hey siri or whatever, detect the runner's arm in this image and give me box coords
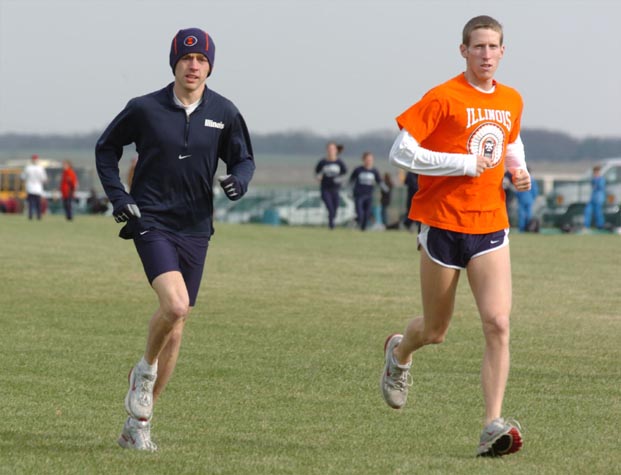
[505,135,527,172]
[505,135,531,191]
[339,160,348,176]
[95,102,136,210]
[315,160,323,179]
[218,112,255,198]
[376,169,389,193]
[389,129,478,177]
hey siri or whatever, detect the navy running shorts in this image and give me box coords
[133,229,209,306]
[418,224,509,270]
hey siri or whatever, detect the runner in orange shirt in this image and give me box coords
[379,15,530,457]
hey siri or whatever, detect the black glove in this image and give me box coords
[113,203,141,223]
[218,174,242,201]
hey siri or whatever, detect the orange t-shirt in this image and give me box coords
[397,73,523,234]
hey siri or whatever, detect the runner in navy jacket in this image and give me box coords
[349,152,383,231]
[96,82,254,238]
[95,28,255,452]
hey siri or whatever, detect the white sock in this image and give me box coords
[391,351,411,369]
[138,356,158,374]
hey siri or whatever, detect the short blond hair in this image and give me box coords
[462,15,503,46]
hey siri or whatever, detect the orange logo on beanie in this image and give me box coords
[184,36,197,47]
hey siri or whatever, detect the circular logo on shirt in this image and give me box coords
[359,171,376,186]
[184,35,198,47]
[323,163,341,177]
[467,123,505,167]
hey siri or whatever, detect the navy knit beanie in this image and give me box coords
[169,28,215,76]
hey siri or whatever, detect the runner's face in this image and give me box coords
[327,144,338,160]
[460,29,504,88]
[174,53,210,92]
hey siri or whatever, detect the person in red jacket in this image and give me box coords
[60,161,78,220]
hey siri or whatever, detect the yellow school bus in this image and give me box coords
[1,159,96,214]
[0,167,26,201]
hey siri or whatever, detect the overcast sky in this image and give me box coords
[1,0,620,139]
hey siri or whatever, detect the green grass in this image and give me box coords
[0,215,620,474]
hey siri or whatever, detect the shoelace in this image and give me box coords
[133,422,156,450]
[388,366,413,391]
[138,378,155,406]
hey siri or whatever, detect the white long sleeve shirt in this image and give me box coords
[388,129,527,176]
[22,163,47,195]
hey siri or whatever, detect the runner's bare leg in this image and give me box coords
[467,245,512,424]
[394,249,460,365]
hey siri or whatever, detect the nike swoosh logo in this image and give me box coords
[139,231,149,236]
[490,240,500,244]
[178,154,192,160]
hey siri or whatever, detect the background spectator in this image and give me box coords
[583,165,606,230]
[516,168,539,232]
[403,172,418,230]
[380,172,393,227]
[21,154,47,220]
[60,160,78,220]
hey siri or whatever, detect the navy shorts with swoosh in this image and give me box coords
[134,229,209,306]
[418,224,509,270]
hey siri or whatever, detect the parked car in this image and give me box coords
[542,158,621,230]
[274,191,355,226]
[214,192,275,224]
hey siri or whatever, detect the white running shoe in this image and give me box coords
[124,364,156,421]
[118,417,158,452]
[380,334,413,409]
[476,417,523,457]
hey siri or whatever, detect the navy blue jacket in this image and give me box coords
[350,166,381,197]
[96,83,255,238]
[315,158,347,190]
[404,172,419,196]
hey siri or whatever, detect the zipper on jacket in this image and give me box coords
[179,96,204,153]
[183,114,190,151]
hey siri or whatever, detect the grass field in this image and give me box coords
[0,215,620,475]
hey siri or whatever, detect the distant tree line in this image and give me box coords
[1,129,620,161]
